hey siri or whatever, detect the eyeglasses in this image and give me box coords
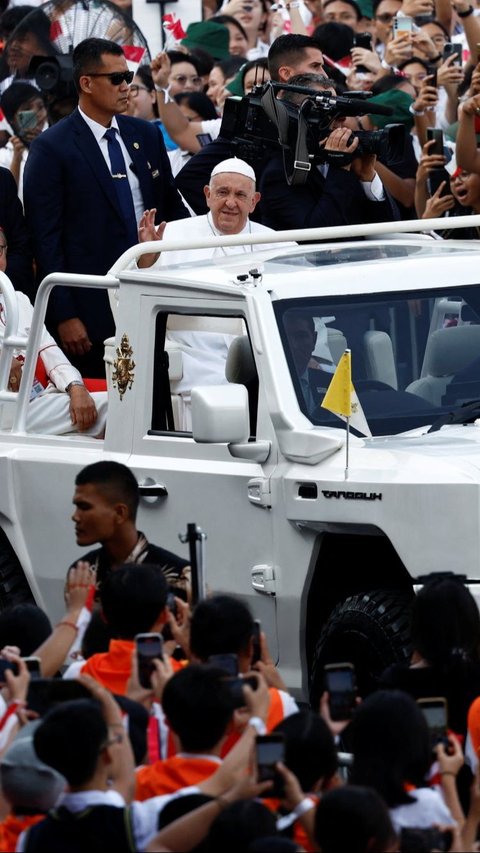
[375,12,395,22]
[0,245,7,256]
[171,74,202,86]
[129,84,149,96]
[87,71,134,86]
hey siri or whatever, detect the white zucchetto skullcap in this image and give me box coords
[210,158,256,182]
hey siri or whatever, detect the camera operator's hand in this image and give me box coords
[320,126,358,169]
[384,33,413,68]
[351,152,377,182]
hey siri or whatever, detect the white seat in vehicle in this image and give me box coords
[364,330,398,389]
[406,324,480,406]
[325,327,347,365]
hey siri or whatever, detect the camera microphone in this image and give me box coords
[314,93,394,117]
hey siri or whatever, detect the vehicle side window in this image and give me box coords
[151,312,258,437]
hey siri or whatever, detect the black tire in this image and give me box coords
[310,589,413,706]
[0,528,34,609]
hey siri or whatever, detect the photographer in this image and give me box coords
[259,73,399,231]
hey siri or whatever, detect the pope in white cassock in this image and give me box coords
[0,230,107,436]
[137,158,288,430]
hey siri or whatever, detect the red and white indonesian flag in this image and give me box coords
[122,45,147,74]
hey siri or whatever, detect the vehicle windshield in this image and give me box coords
[276,285,480,437]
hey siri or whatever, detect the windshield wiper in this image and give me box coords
[428,400,480,434]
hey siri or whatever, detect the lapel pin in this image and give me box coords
[133,142,140,149]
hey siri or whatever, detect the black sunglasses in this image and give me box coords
[87,70,134,85]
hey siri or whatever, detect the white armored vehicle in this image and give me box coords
[1,220,480,701]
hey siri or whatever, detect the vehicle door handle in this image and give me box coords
[138,483,168,497]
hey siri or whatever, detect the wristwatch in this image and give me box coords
[66,380,85,393]
[457,5,474,16]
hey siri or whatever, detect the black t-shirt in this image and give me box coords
[71,534,189,599]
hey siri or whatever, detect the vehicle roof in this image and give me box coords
[119,239,480,301]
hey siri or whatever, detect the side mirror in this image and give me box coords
[191,384,250,444]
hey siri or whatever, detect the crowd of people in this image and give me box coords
[1,0,480,849]
[0,461,476,850]
[0,0,480,404]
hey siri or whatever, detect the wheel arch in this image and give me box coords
[304,528,414,685]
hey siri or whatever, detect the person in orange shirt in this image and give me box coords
[189,595,298,741]
[135,664,238,800]
[63,562,172,693]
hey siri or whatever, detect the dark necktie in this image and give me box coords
[104,127,137,244]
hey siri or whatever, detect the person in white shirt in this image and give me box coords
[0,230,106,436]
[137,158,290,430]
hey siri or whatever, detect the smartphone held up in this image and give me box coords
[256,733,286,798]
[135,632,164,689]
[324,662,358,721]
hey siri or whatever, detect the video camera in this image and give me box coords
[219,80,404,186]
[28,54,75,101]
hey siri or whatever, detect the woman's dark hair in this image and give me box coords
[420,19,449,40]
[314,785,396,853]
[189,47,215,78]
[174,91,218,120]
[211,13,248,42]
[206,800,277,852]
[349,689,432,807]
[411,576,480,668]
[81,608,112,659]
[214,55,246,81]
[135,64,154,91]
[370,73,408,95]
[135,64,158,117]
[273,710,338,791]
[397,56,431,73]
[312,21,354,61]
[167,50,201,74]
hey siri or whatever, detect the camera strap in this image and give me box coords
[260,87,312,186]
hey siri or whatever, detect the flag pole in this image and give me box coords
[345,416,350,480]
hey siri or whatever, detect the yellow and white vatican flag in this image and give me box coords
[321,349,371,478]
